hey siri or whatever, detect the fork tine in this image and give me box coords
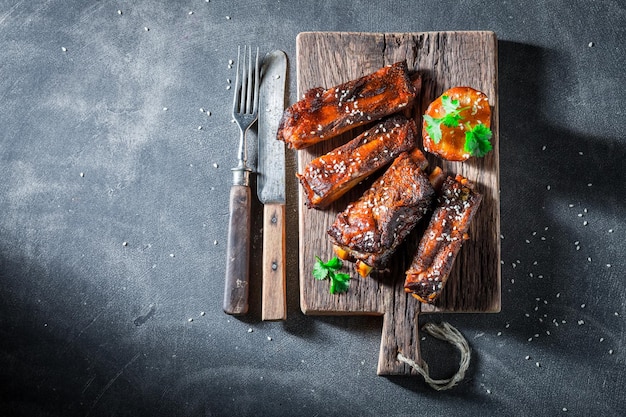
[252,47,260,114]
[240,46,248,114]
[232,46,241,114]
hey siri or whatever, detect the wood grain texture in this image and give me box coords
[262,203,287,320]
[296,31,500,375]
[223,184,251,315]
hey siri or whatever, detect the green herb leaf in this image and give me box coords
[441,95,460,113]
[322,256,342,271]
[423,114,442,144]
[312,256,351,294]
[464,123,493,157]
[423,96,468,144]
[312,256,330,280]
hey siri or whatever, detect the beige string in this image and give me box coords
[397,322,471,391]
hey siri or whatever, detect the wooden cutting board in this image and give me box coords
[296,31,500,375]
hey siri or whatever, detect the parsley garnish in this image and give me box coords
[423,94,493,157]
[313,256,351,294]
[423,95,469,144]
[464,123,493,157]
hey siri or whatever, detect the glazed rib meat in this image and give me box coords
[297,115,418,209]
[404,175,482,303]
[277,61,418,149]
[327,149,434,277]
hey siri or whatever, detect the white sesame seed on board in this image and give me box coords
[117,9,122,15]
[61,46,67,52]
[213,163,219,168]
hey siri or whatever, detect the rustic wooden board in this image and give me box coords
[296,31,500,375]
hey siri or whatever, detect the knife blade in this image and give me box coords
[257,50,288,321]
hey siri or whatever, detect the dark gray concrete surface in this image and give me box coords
[1,1,624,415]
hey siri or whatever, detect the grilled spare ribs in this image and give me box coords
[277,61,418,150]
[297,115,418,209]
[404,175,482,303]
[327,149,434,278]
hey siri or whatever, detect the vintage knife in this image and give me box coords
[257,50,288,320]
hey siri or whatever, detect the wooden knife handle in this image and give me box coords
[261,203,286,320]
[223,184,251,315]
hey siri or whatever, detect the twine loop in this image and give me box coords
[397,321,471,391]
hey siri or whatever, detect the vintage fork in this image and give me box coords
[224,45,260,315]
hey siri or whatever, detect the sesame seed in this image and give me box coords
[525,355,530,360]
[588,42,594,47]
[61,46,67,52]
[188,318,193,322]
[117,10,122,15]
[122,241,128,246]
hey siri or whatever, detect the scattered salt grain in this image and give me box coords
[122,241,128,246]
[225,16,231,20]
[267,336,272,341]
[79,172,84,177]
[588,42,594,47]
[117,10,122,15]
[188,318,193,322]
[247,328,253,333]
[200,311,206,316]
[61,46,67,52]
[213,163,219,168]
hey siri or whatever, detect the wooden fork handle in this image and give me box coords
[223,184,251,315]
[261,203,286,320]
